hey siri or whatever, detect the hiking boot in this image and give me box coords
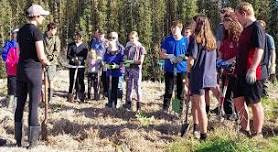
[163,98,170,112]
[211,107,219,114]
[15,122,23,147]
[0,138,6,146]
[226,114,237,121]
[136,102,141,112]
[105,102,113,108]
[28,126,41,148]
[124,102,132,111]
[48,88,53,103]
[200,133,208,141]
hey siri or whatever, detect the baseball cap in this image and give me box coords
[27,4,50,17]
[11,28,19,34]
[74,31,85,37]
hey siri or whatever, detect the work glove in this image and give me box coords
[176,54,187,63]
[73,57,81,65]
[166,54,175,59]
[246,69,256,84]
[170,56,179,64]
[107,63,119,69]
[124,60,135,64]
[124,60,134,68]
[96,56,102,61]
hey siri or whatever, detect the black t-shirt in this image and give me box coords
[236,21,266,80]
[67,42,88,66]
[17,24,43,68]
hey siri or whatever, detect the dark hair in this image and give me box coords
[47,22,57,31]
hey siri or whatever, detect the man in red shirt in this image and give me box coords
[234,2,265,138]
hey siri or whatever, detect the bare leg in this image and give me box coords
[194,94,208,134]
[251,102,264,134]
[234,97,249,131]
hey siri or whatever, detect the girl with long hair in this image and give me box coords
[188,15,217,140]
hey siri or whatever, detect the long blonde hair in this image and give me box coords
[193,15,217,51]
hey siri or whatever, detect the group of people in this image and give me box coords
[160,2,276,141]
[1,3,147,148]
[66,30,146,111]
[0,1,276,148]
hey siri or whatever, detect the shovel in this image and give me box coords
[172,65,183,114]
[67,65,85,102]
[41,67,49,141]
[180,74,190,137]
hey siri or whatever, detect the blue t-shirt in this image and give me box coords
[103,50,124,77]
[161,35,188,73]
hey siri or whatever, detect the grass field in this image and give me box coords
[0,70,277,152]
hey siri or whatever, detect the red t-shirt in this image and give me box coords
[235,21,265,80]
[219,39,237,60]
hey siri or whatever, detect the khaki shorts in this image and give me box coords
[46,65,56,81]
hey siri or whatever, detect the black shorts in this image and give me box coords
[233,76,263,105]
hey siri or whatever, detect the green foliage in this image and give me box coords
[261,97,278,121]
[135,112,155,127]
[167,128,278,152]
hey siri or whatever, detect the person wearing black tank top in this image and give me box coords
[15,4,50,148]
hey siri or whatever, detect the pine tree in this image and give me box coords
[197,0,220,31]
[94,0,107,32]
[177,0,198,23]
[137,0,153,79]
[269,0,278,66]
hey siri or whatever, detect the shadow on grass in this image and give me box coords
[49,117,177,142]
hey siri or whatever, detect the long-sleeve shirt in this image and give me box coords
[43,33,61,65]
[67,42,88,66]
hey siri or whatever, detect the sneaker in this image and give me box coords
[250,132,263,139]
[193,130,201,139]
[239,128,251,137]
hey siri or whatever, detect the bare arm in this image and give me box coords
[159,48,168,59]
[270,48,276,74]
[187,56,194,72]
[35,40,50,65]
[53,37,61,58]
[249,48,264,71]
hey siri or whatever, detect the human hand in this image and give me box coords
[246,69,256,84]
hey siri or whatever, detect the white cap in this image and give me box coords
[27,4,50,17]
[12,28,19,34]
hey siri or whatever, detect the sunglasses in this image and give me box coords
[109,37,116,40]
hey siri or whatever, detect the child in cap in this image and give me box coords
[103,40,124,108]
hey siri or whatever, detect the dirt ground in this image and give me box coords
[0,70,277,152]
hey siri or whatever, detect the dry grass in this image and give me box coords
[0,70,277,152]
